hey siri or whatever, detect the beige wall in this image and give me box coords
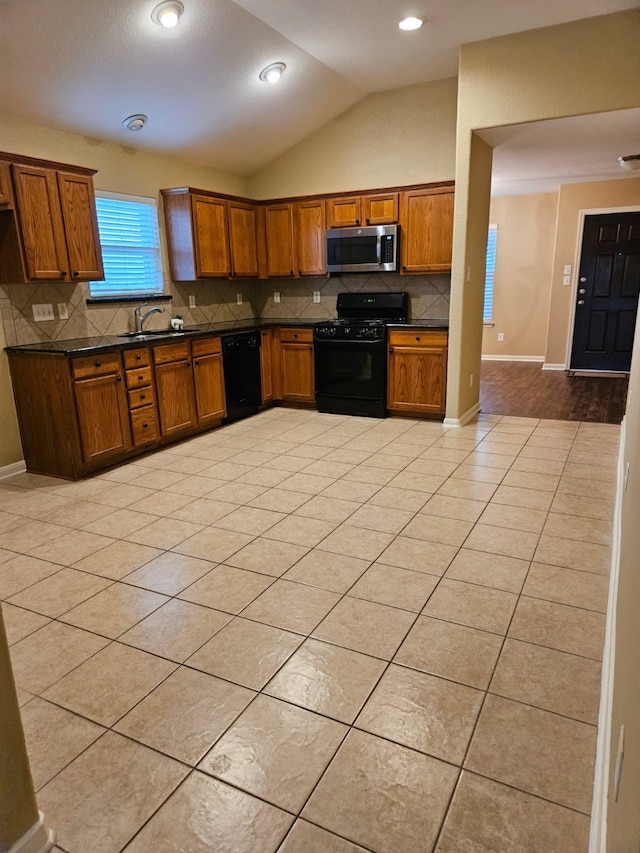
[545,177,640,366]
[608,329,640,849]
[482,192,557,359]
[0,319,21,468]
[451,9,640,421]
[249,78,458,199]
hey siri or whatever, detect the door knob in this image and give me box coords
[577,300,585,306]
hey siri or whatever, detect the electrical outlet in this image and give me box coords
[32,303,54,322]
[57,303,69,320]
[273,291,281,304]
[188,295,196,308]
[236,292,242,305]
[498,332,504,342]
[313,291,321,304]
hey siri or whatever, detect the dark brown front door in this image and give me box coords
[570,211,640,372]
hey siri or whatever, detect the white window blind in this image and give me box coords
[484,223,498,323]
[90,192,163,298]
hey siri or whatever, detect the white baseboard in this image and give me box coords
[8,813,55,853]
[0,460,26,480]
[589,417,626,853]
[444,400,481,427]
[542,363,567,371]
[481,355,544,362]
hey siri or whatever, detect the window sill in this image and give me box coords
[86,294,173,306]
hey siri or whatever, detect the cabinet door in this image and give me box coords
[155,359,198,435]
[57,172,104,281]
[265,204,295,276]
[388,334,448,415]
[326,196,361,228]
[193,351,226,424]
[280,342,314,402]
[0,162,13,207]
[295,200,326,276]
[73,374,131,464]
[260,329,274,403]
[191,195,230,277]
[400,187,454,273]
[12,165,69,280]
[228,201,258,277]
[363,193,398,225]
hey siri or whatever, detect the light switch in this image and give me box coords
[188,295,196,308]
[57,303,69,320]
[563,264,572,276]
[313,291,321,304]
[273,291,281,304]
[32,303,54,321]
[563,275,571,286]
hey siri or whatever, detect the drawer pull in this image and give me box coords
[142,423,148,429]
[95,361,101,367]
[415,336,421,341]
[138,375,144,380]
[140,394,146,400]
[117,376,122,382]
[293,333,298,338]
[136,354,142,361]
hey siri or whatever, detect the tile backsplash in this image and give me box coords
[0,273,449,346]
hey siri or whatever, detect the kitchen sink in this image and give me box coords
[118,329,201,339]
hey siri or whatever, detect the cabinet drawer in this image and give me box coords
[128,386,155,409]
[153,342,190,365]
[126,365,153,389]
[130,406,159,446]
[279,328,313,344]
[71,352,121,379]
[192,336,222,358]
[123,347,151,369]
[389,329,448,348]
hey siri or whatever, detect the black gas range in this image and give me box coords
[313,292,409,418]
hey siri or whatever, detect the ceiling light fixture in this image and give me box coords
[617,154,640,171]
[151,0,184,28]
[122,114,148,132]
[399,16,424,31]
[259,62,286,84]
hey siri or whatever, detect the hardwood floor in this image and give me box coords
[480,360,628,424]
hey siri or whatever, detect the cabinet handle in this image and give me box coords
[402,265,407,270]
[136,354,142,360]
[365,218,370,224]
[289,270,293,275]
[415,336,421,342]
[142,423,148,429]
[60,271,67,277]
[355,219,360,225]
[186,361,191,366]
[195,360,200,365]
[117,376,122,382]
[94,361,102,367]
[138,375,144,380]
[140,394,146,400]
[293,333,298,338]
[72,271,79,277]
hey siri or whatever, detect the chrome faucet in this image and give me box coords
[134,302,165,333]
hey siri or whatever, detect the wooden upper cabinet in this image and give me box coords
[399,186,454,273]
[12,165,70,281]
[0,162,13,207]
[326,196,361,228]
[228,201,258,277]
[295,199,325,276]
[265,203,295,277]
[192,195,231,277]
[326,193,398,228]
[57,171,104,281]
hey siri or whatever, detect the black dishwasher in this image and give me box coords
[222,331,262,424]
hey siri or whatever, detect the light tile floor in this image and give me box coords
[0,408,618,853]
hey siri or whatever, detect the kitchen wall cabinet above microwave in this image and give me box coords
[264,199,326,278]
[326,193,399,229]
[161,189,259,280]
[0,152,104,284]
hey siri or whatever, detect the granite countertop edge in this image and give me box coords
[4,317,450,355]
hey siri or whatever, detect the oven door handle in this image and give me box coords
[313,337,387,347]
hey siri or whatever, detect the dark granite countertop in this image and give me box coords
[5,316,449,355]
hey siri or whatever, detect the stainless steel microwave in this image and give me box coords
[326,224,398,273]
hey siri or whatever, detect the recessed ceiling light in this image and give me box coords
[259,62,286,84]
[122,114,148,132]
[399,16,424,31]
[617,154,640,171]
[151,0,184,28]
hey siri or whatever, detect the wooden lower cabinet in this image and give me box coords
[387,329,448,415]
[278,328,314,403]
[153,342,198,436]
[260,328,274,403]
[192,337,226,424]
[73,372,131,465]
